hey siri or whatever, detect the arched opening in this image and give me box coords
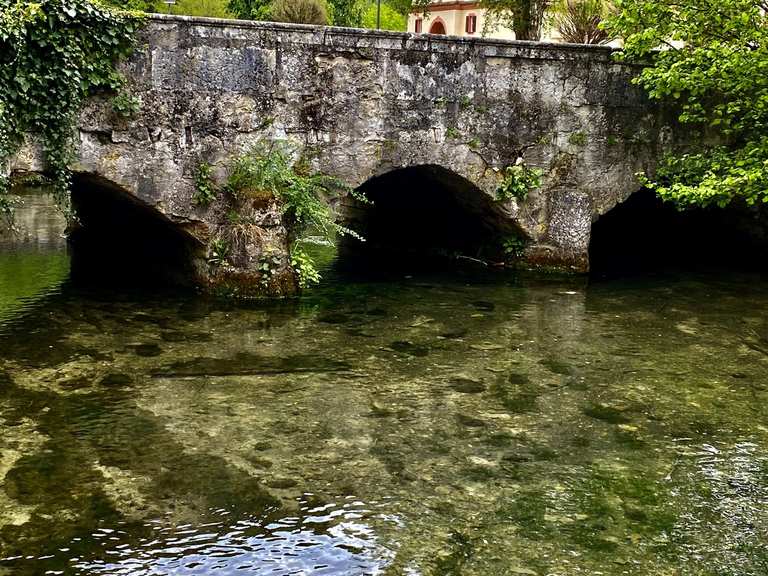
[337,165,521,276]
[589,188,768,277]
[429,20,447,34]
[67,174,205,289]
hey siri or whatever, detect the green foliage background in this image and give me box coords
[0,0,141,225]
[605,0,768,208]
[227,0,406,28]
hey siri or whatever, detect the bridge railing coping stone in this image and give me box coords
[145,13,624,63]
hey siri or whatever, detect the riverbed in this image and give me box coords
[1,190,767,575]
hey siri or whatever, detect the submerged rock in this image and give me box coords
[456,413,486,427]
[389,341,429,357]
[439,328,468,339]
[100,372,134,387]
[151,352,352,377]
[539,358,573,376]
[508,373,531,386]
[449,376,486,394]
[267,477,298,489]
[59,376,91,390]
[583,403,630,424]
[133,343,163,357]
[368,402,394,417]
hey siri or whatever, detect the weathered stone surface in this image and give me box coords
[9,15,676,292]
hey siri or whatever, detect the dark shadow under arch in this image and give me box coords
[68,174,205,288]
[589,188,768,277]
[337,164,522,274]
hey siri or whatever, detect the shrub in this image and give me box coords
[496,163,542,202]
[551,0,614,44]
[270,0,329,24]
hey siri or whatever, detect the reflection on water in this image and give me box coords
[66,498,395,575]
[0,189,767,575]
[0,188,69,326]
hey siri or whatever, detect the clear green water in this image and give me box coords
[1,194,768,575]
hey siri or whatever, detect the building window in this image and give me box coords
[465,14,477,34]
[415,18,422,33]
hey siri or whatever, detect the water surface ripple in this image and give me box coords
[1,199,768,575]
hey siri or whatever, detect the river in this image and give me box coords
[1,189,767,575]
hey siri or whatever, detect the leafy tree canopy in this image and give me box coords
[605,0,768,208]
[361,1,406,30]
[480,0,551,40]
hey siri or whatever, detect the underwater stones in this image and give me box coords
[133,343,163,357]
[151,352,352,377]
[449,376,486,394]
[100,372,133,387]
[492,373,539,414]
[508,373,531,386]
[539,358,573,376]
[503,392,539,414]
[58,376,92,390]
[389,341,429,357]
[266,477,298,489]
[439,328,468,339]
[469,343,504,351]
[583,403,631,424]
[93,463,154,521]
[247,455,273,469]
[368,402,394,418]
[456,413,486,428]
[159,331,213,343]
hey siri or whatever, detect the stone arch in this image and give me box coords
[338,164,526,271]
[589,187,768,275]
[67,172,207,288]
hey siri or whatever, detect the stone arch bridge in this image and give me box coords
[10,14,676,294]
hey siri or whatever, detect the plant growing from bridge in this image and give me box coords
[225,141,366,288]
[193,162,218,207]
[111,92,142,118]
[496,162,542,202]
[502,234,527,259]
[605,0,768,209]
[0,0,141,227]
[207,236,231,266]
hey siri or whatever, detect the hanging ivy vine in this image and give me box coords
[0,0,142,227]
